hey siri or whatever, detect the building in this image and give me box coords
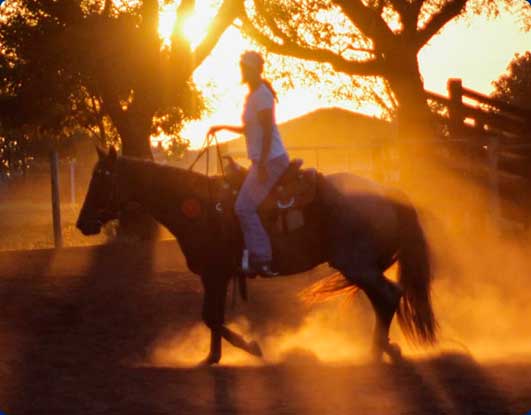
[183,107,397,181]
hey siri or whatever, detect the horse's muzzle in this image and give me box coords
[76,220,102,236]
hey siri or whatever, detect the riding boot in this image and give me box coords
[241,249,279,278]
[251,261,279,278]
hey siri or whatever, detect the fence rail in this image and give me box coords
[427,78,531,230]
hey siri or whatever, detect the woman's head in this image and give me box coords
[239,50,278,101]
[240,50,264,84]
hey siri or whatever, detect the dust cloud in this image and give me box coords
[149,144,531,367]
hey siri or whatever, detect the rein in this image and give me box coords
[188,133,226,178]
[187,133,228,217]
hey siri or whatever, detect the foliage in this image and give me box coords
[241,0,529,77]
[0,0,241,173]
[492,51,531,111]
[239,0,531,139]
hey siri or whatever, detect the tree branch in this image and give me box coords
[253,0,291,42]
[416,0,469,47]
[388,0,407,17]
[240,14,383,77]
[140,0,159,33]
[102,0,112,16]
[191,0,243,72]
[331,0,396,52]
[175,0,195,31]
[388,0,423,37]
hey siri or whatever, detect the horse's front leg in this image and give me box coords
[220,326,263,358]
[199,273,229,366]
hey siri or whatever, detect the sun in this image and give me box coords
[158,2,214,49]
[158,3,177,48]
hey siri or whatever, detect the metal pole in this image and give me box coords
[70,159,76,206]
[50,150,63,248]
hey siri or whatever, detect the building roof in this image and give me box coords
[220,107,393,154]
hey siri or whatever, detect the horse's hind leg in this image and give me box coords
[342,267,402,362]
[363,273,403,362]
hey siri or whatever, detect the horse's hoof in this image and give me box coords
[385,342,403,363]
[197,355,221,367]
[248,341,263,358]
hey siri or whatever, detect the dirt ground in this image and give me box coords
[0,242,530,415]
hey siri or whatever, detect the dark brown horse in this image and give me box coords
[76,147,437,365]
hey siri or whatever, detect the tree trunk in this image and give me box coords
[115,106,154,160]
[385,49,437,195]
[386,49,434,143]
[112,104,160,241]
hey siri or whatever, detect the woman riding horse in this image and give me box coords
[207,51,289,277]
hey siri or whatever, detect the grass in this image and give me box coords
[0,202,108,251]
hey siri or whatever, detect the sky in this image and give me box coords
[159,2,531,149]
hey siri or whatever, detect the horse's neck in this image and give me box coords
[117,158,211,227]
[117,159,230,274]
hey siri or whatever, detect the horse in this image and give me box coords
[76,146,437,365]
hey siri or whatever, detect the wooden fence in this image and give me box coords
[427,78,531,230]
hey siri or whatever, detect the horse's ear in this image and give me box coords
[108,146,117,162]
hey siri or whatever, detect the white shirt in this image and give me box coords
[242,83,287,162]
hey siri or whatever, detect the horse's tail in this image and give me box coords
[394,199,438,345]
[299,272,359,305]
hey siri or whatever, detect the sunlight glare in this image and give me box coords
[181,14,204,48]
[158,3,177,48]
[180,3,217,49]
[158,1,218,49]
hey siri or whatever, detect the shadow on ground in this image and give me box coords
[0,243,530,415]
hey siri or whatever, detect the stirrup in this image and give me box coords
[252,262,279,278]
[241,250,279,278]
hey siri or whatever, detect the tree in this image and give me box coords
[0,0,242,159]
[238,0,531,142]
[0,0,243,240]
[492,51,531,111]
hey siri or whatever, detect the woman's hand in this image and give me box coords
[207,125,244,136]
[207,125,224,137]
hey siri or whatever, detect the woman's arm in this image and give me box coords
[207,125,244,135]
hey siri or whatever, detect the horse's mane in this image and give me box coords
[117,156,219,201]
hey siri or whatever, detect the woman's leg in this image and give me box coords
[235,154,289,264]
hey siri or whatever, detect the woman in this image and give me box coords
[208,51,289,277]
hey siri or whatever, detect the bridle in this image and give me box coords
[93,165,122,225]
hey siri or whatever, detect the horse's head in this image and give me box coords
[76,146,120,235]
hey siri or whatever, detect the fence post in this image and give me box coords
[448,78,464,139]
[50,150,63,248]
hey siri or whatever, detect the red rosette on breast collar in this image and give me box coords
[181,198,202,219]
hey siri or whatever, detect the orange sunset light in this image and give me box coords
[154,3,531,150]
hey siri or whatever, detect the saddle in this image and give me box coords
[222,156,318,212]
